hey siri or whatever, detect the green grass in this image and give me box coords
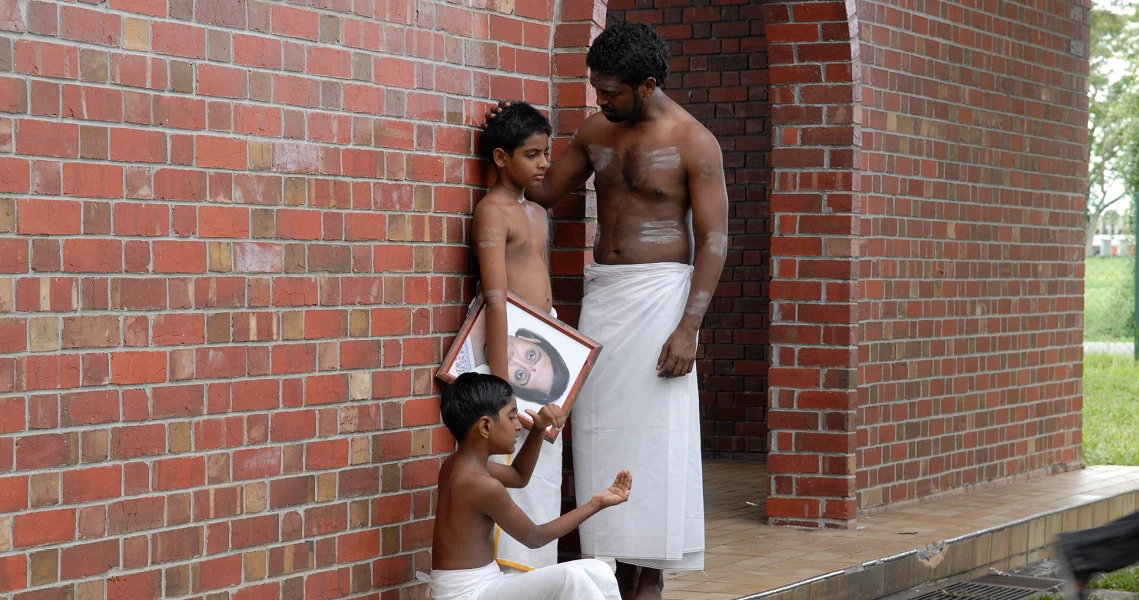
[1093,566,1139,592]
[1085,256,1136,342]
[1030,567,1139,597]
[1083,353,1139,466]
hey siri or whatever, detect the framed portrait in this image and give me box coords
[438,292,602,441]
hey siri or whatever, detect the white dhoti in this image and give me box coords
[573,262,705,570]
[490,306,562,571]
[423,559,620,600]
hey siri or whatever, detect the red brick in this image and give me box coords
[231,514,278,549]
[270,409,316,442]
[152,21,205,58]
[0,475,28,512]
[233,447,281,480]
[61,539,119,579]
[107,570,160,600]
[107,496,165,534]
[14,508,75,548]
[61,390,119,425]
[152,526,202,563]
[17,120,78,158]
[0,554,27,593]
[193,554,241,592]
[305,568,351,600]
[62,239,122,273]
[17,199,81,235]
[16,433,77,470]
[152,456,205,490]
[111,351,167,384]
[153,240,207,273]
[62,162,124,198]
[61,5,121,46]
[111,424,165,459]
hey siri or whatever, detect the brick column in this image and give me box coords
[548,0,607,329]
[764,0,863,528]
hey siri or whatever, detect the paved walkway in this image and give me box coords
[662,461,1139,600]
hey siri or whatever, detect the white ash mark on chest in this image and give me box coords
[644,147,682,171]
[641,220,684,245]
[588,145,615,172]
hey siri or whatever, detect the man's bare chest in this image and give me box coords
[588,142,687,197]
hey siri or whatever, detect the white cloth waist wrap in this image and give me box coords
[572,262,705,570]
[421,562,502,600]
[491,305,561,571]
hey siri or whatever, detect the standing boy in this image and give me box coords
[471,101,566,571]
[426,373,630,600]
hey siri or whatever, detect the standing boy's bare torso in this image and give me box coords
[474,193,553,312]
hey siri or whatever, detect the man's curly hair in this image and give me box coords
[586,21,670,88]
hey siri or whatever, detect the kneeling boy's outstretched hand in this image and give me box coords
[592,470,633,508]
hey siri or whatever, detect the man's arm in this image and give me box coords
[525,135,595,209]
[482,470,632,549]
[657,126,730,378]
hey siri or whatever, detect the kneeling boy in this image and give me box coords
[428,373,631,600]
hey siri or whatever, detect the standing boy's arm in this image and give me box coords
[486,404,565,488]
[480,470,632,549]
[472,202,511,381]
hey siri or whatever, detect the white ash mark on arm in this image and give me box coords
[685,290,712,317]
[705,232,728,257]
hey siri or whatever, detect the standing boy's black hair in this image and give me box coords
[479,101,552,162]
[586,21,670,88]
[440,372,515,442]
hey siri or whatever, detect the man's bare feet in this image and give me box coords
[615,561,640,600]
[634,567,664,600]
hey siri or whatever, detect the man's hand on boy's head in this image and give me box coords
[592,470,633,509]
[482,100,513,128]
[525,404,565,434]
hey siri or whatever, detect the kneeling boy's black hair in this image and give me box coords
[441,372,515,442]
[479,101,552,162]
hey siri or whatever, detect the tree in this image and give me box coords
[1087,0,1139,254]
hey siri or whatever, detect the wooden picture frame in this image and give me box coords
[438,292,603,441]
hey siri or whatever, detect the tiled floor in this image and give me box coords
[661,461,1139,600]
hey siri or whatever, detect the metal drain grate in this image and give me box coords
[971,574,1064,591]
[910,582,1041,600]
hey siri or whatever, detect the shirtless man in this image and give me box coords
[489,21,730,600]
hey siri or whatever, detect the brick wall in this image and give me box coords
[607,0,773,459]
[0,0,585,597]
[853,0,1089,510]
